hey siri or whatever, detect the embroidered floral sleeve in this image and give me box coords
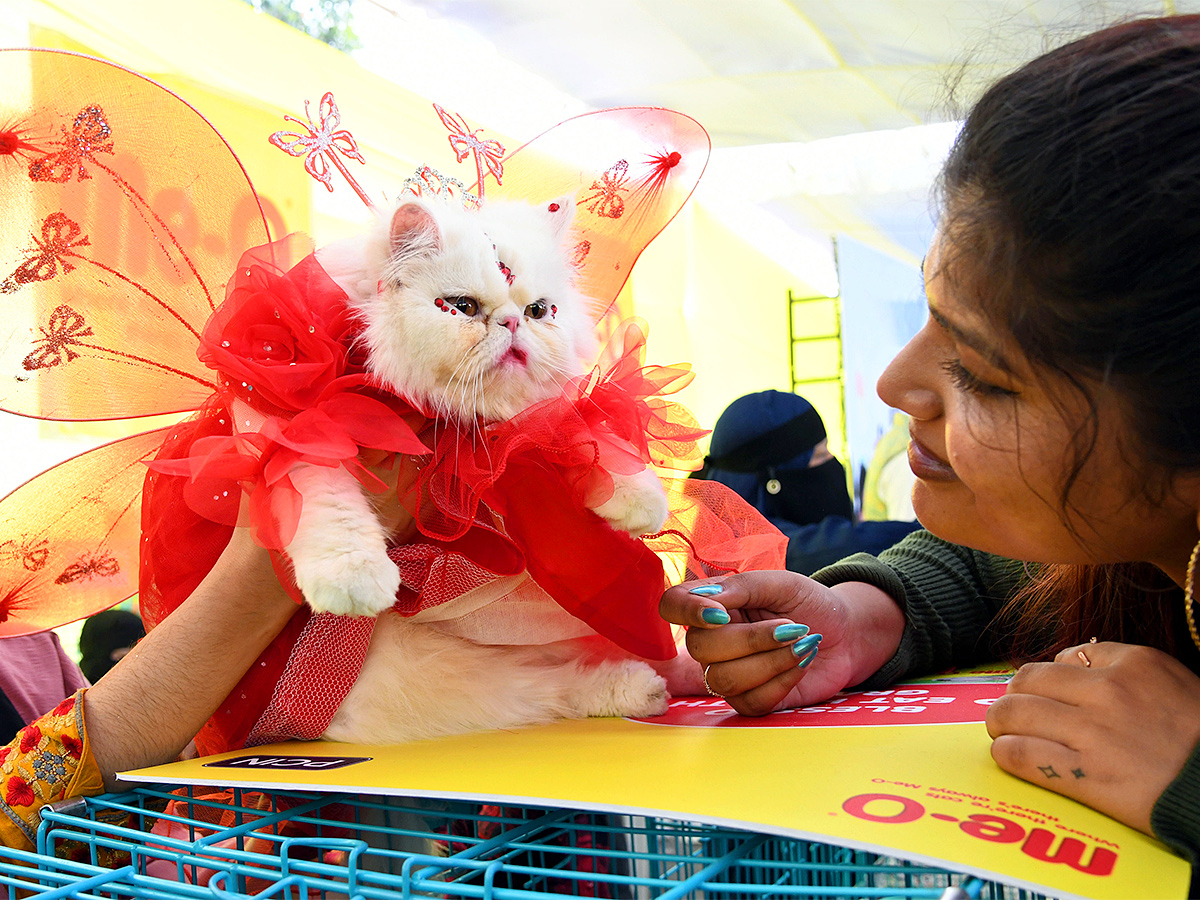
[0,690,103,850]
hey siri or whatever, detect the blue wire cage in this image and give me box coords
[0,787,1047,900]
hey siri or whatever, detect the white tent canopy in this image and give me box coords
[356,0,1188,264]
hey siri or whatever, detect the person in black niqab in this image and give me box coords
[693,390,919,573]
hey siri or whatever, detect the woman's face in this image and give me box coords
[877,231,1199,579]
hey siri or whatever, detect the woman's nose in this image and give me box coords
[877,327,942,422]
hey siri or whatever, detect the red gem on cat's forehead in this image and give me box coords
[666,151,682,167]
[548,202,560,212]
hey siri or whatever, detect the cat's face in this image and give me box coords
[353,197,596,422]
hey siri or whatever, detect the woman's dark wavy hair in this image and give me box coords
[937,15,1200,657]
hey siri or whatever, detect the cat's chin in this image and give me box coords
[499,347,528,367]
[469,379,562,423]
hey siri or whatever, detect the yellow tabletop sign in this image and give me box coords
[125,673,1190,900]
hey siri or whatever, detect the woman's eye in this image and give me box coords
[525,299,548,320]
[447,296,479,316]
[941,359,1018,398]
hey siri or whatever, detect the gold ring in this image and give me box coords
[1078,636,1098,668]
[702,664,721,697]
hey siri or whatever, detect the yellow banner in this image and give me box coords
[126,672,1190,900]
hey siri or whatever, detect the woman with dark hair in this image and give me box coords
[661,14,1200,874]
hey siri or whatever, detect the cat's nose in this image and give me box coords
[498,315,519,334]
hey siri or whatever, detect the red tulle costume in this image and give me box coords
[0,49,786,756]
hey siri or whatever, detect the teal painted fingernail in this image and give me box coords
[791,634,822,657]
[700,608,730,625]
[773,623,810,642]
[796,646,819,669]
[689,583,724,596]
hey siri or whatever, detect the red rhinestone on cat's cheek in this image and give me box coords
[548,202,560,212]
[450,308,457,315]
[551,305,558,317]
[434,297,445,308]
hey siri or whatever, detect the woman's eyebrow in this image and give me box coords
[927,304,1015,373]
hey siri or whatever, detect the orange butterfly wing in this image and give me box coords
[0,49,272,633]
[0,48,271,420]
[482,107,710,326]
[0,429,170,634]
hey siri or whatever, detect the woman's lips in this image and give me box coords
[908,436,957,482]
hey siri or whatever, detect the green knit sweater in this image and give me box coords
[811,529,1200,871]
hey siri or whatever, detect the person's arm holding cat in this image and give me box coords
[0,527,296,850]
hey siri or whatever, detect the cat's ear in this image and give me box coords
[389,202,443,257]
[544,196,576,242]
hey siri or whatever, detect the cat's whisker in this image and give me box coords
[460,373,483,436]
[473,371,500,474]
[445,351,473,390]
[469,370,487,457]
[540,357,574,380]
[444,354,477,420]
[443,353,487,460]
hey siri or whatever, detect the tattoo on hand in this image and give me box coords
[1038,765,1061,779]
[1071,768,1085,779]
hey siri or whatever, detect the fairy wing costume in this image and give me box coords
[0,49,786,755]
[0,49,267,637]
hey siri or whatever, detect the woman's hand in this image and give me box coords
[987,641,1200,835]
[659,571,905,716]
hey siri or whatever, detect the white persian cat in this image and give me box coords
[252,195,683,743]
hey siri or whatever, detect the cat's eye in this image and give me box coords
[446,296,479,316]
[525,299,548,320]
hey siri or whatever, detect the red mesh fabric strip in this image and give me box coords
[245,612,376,745]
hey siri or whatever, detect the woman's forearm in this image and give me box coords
[828,580,906,687]
[84,530,297,790]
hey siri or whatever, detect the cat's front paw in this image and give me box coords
[587,660,669,718]
[294,547,400,617]
[591,469,669,537]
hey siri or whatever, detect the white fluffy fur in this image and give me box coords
[324,614,669,744]
[272,196,674,742]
